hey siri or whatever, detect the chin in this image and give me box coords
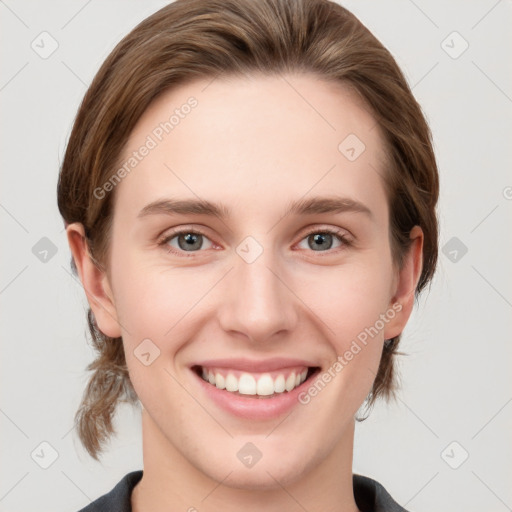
[221,461,309,491]
[194,440,316,491]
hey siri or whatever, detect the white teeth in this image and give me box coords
[225,373,238,392]
[274,374,285,393]
[200,367,310,396]
[256,374,275,396]
[285,373,296,392]
[215,372,225,390]
[238,373,256,395]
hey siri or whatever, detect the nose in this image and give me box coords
[217,244,298,345]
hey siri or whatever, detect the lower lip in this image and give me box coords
[192,368,318,420]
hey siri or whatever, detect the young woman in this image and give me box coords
[57,0,439,510]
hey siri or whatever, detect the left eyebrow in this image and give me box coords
[286,196,373,220]
[136,195,373,221]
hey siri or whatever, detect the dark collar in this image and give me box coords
[77,470,409,512]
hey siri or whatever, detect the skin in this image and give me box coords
[67,72,423,512]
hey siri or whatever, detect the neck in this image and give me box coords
[131,409,360,512]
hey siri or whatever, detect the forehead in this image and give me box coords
[112,72,388,220]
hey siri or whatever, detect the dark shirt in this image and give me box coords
[76,470,409,512]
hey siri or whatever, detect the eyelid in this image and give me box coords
[157,225,216,257]
[294,226,352,254]
[156,225,212,243]
[298,225,352,241]
[157,224,353,257]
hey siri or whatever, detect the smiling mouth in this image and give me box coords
[192,365,320,398]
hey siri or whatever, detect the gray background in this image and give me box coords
[1,1,511,511]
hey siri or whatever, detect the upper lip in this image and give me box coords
[192,357,319,373]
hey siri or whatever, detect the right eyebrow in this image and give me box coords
[137,198,231,220]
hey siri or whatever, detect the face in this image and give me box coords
[71,72,422,489]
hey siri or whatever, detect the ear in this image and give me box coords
[383,225,424,340]
[66,222,122,338]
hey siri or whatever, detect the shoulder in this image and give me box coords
[75,470,143,512]
[353,473,410,512]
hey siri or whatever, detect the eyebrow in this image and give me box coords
[137,196,373,221]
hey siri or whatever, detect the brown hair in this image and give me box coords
[57,0,439,460]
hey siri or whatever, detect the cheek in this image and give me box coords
[113,268,197,410]
[112,255,203,337]
[111,262,221,387]
[297,256,394,343]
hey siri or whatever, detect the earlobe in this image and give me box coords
[383,226,424,341]
[66,222,122,338]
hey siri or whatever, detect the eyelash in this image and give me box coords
[157,226,352,258]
